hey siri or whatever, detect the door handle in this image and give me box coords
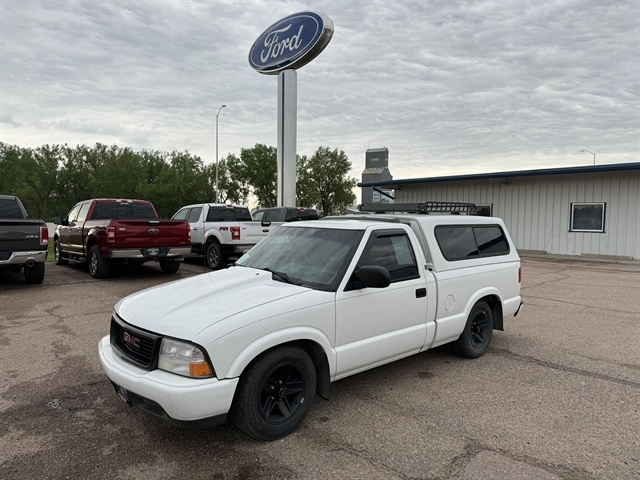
[262,229,269,233]
[192,227,198,231]
[416,288,426,298]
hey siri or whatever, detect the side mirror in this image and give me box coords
[53,216,62,225]
[353,265,391,289]
[261,221,272,227]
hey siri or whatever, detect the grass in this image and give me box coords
[47,239,54,262]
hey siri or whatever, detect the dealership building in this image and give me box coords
[359,162,640,260]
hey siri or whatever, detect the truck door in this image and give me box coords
[59,204,81,254]
[187,207,203,246]
[71,203,90,255]
[334,229,428,379]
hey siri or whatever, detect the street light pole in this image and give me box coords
[580,149,595,165]
[215,104,227,203]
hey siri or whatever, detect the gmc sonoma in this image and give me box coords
[98,202,523,440]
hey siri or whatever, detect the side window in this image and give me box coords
[187,207,202,223]
[265,210,280,222]
[435,227,478,260]
[252,210,265,221]
[474,226,509,255]
[359,233,419,282]
[285,209,298,221]
[173,208,190,221]
[75,203,91,223]
[435,225,509,261]
[67,205,81,222]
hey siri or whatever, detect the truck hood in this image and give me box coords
[114,266,308,340]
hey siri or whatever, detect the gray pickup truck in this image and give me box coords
[0,195,48,284]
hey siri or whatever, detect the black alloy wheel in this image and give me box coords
[234,346,316,441]
[206,242,225,270]
[452,300,493,359]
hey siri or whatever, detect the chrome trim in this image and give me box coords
[166,247,191,257]
[0,250,47,266]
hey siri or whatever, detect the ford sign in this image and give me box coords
[249,12,334,75]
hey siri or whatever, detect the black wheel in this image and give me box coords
[54,238,68,265]
[24,262,45,284]
[452,300,493,359]
[159,259,180,274]
[88,245,110,279]
[206,242,226,270]
[234,346,316,441]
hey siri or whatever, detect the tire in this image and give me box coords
[234,346,316,441]
[206,242,226,270]
[54,238,68,265]
[24,262,45,284]
[159,259,180,274]
[88,245,110,279]
[452,300,493,359]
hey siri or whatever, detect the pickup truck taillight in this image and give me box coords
[40,226,49,245]
[230,227,240,241]
[518,267,522,283]
[107,226,116,244]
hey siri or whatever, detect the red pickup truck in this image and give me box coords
[53,199,191,279]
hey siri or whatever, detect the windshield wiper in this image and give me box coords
[261,268,301,286]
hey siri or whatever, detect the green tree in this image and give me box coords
[239,144,278,208]
[297,146,356,217]
[214,153,251,205]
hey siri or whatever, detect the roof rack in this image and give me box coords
[358,202,478,215]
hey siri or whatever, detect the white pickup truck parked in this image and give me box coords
[99,202,523,441]
[172,203,283,270]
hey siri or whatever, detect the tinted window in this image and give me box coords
[206,206,234,222]
[436,225,509,261]
[265,210,281,222]
[234,207,252,221]
[92,202,157,220]
[474,226,509,254]
[173,208,190,221]
[252,210,265,221]
[187,207,202,223]
[0,198,24,219]
[359,233,419,282]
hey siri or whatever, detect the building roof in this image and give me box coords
[357,162,640,188]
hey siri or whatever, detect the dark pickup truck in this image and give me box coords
[0,195,48,284]
[251,206,319,223]
[53,199,191,279]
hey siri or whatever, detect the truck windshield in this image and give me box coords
[235,226,363,292]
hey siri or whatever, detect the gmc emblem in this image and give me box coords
[123,332,140,349]
[148,229,159,234]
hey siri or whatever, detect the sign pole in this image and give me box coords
[277,70,297,207]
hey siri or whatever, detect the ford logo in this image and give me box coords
[249,11,334,75]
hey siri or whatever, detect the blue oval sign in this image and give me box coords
[249,12,334,75]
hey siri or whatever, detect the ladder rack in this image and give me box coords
[358,202,477,215]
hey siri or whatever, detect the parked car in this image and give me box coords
[53,199,191,279]
[98,202,523,440]
[0,195,48,284]
[172,203,284,270]
[252,206,319,223]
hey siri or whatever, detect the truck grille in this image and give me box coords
[110,315,162,369]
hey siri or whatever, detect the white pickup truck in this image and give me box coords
[172,203,283,270]
[99,202,523,441]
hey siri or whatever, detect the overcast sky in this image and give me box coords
[1,0,638,189]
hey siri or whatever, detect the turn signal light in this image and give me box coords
[230,227,240,241]
[189,362,213,378]
[107,226,116,243]
[40,226,49,245]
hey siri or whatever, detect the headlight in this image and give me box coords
[158,338,214,378]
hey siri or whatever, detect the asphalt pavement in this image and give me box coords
[0,256,638,479]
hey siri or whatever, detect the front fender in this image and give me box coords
[217,326,336,381]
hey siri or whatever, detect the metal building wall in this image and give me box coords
[394,170,639,259]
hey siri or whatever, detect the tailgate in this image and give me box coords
[0,220,46,258]
[239,221,282,245]
[112,220,189,248]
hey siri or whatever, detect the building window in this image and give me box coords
[570,203,605,233]
[475,204,493,217]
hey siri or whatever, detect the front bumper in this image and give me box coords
[98,336,238,427]
[0,250,47,266]
[109,247,192,259]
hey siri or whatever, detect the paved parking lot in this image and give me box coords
[1,257,639,479]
